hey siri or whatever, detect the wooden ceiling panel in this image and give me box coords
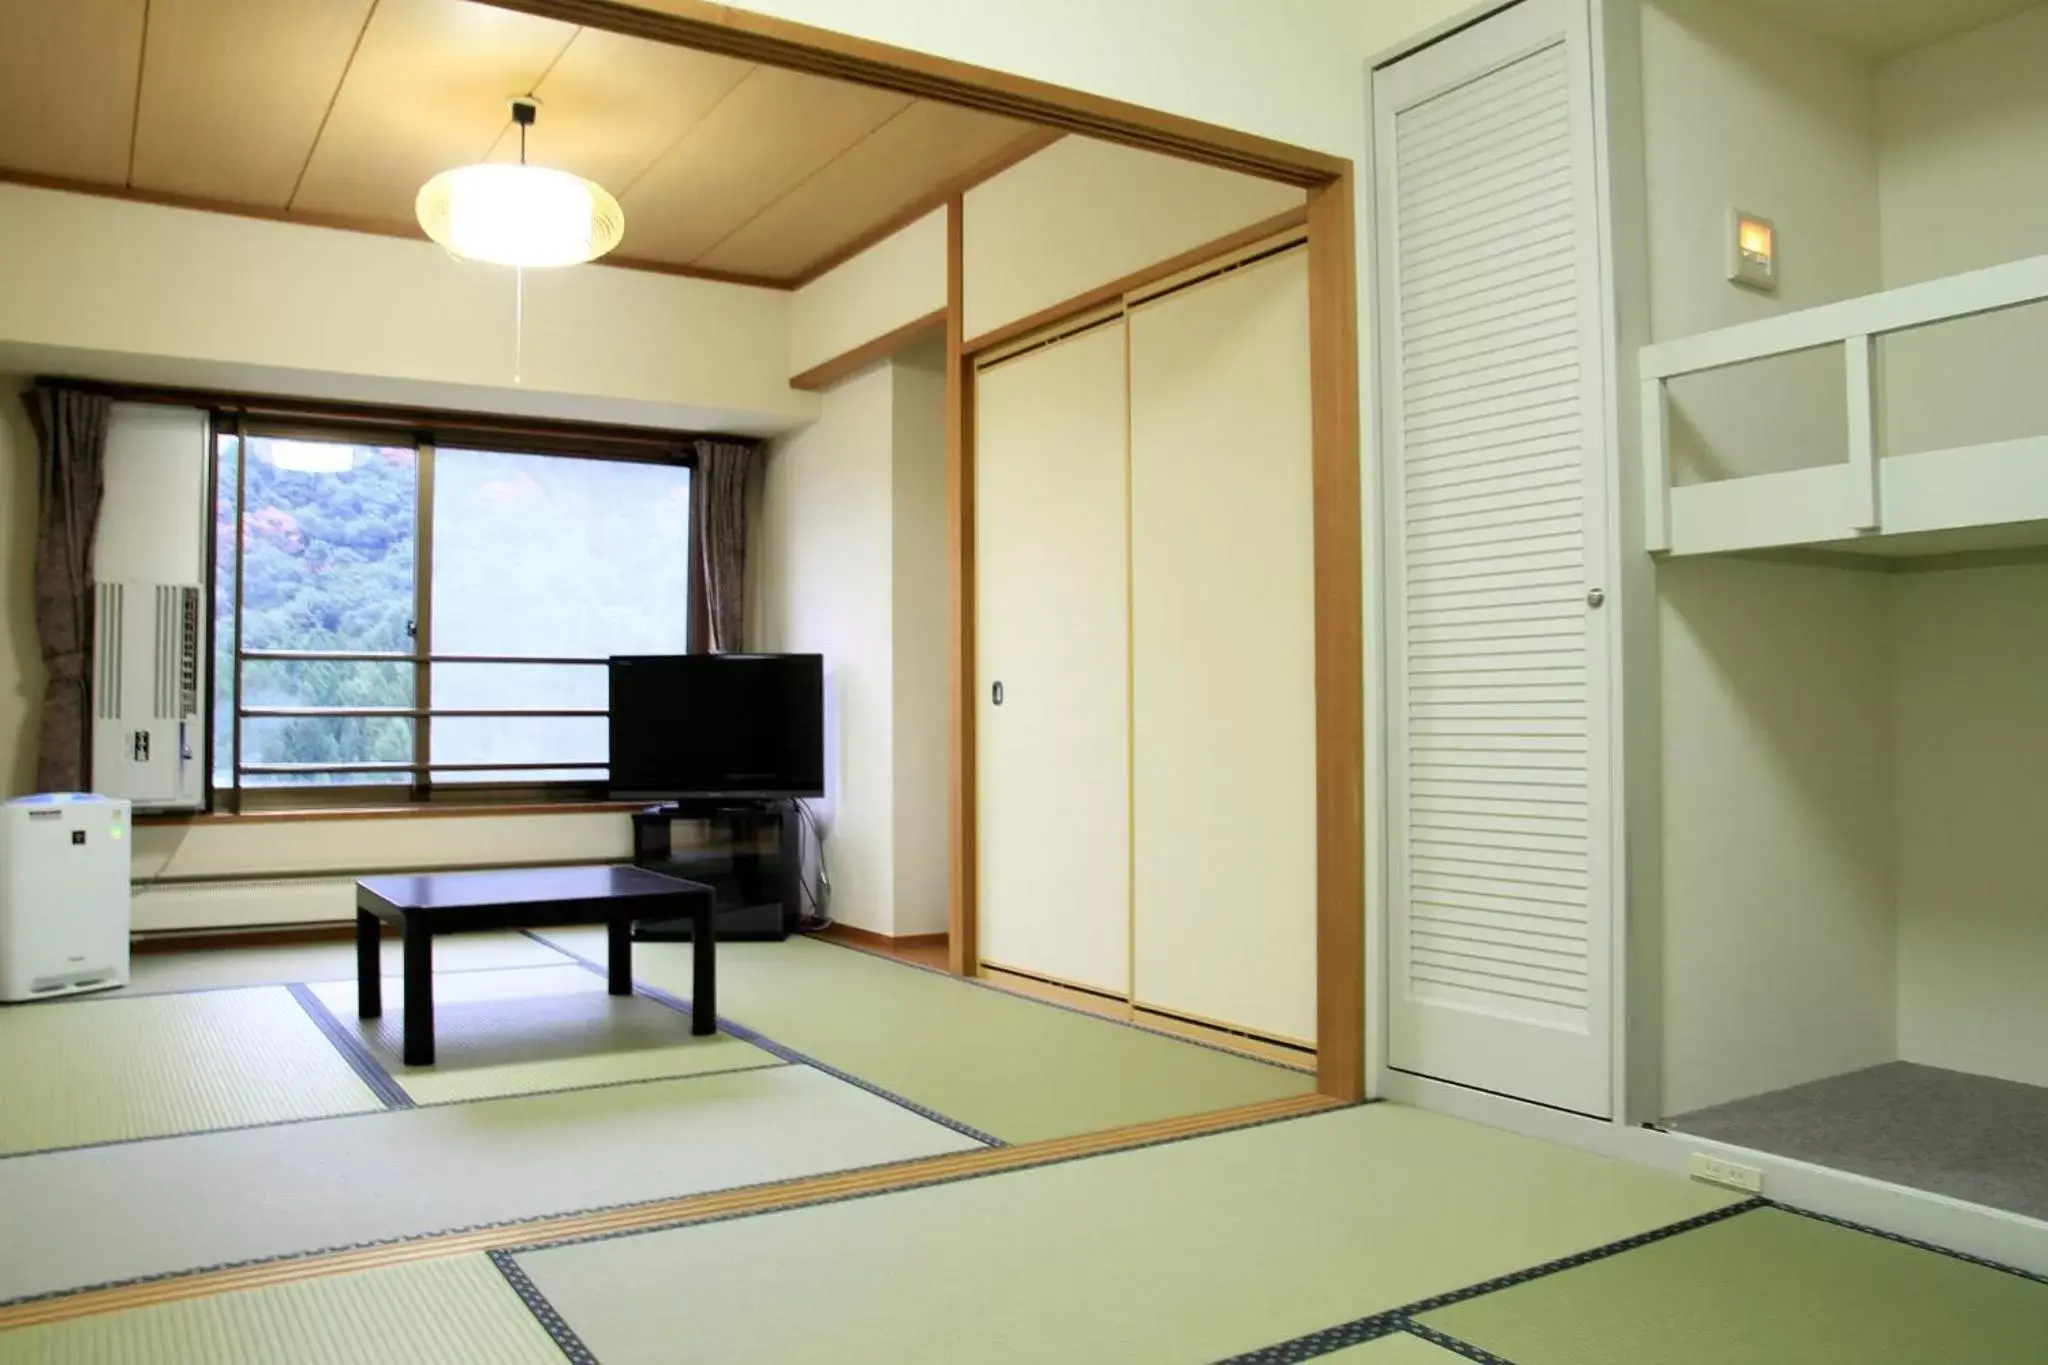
[130,0,374,207]
[0,0,145,182]
[479,28,755,195]
[290,0,575,220]
[0,0,1075,282]
[698,102,1041,279]
[617,65,911,266]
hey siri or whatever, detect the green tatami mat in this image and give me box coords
[0,1063,980,1303]
[307,965,779,1104]
[0,987,382,1156]
[1420,1206,2048,1365]
[1321,1332,1470,1362]
[0,1255,564,1365]
[516,1103,1740,1365]
[121,930,570,997]
[536,928,1314,1142]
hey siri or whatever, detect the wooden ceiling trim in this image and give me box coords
[686,97,917,267]
[287,0,577,220]
[122,0,150,186]
[0,0,150,183]
[286,0,381,210]
[477,25,758,190]
[132,0,377,207]
[470,0,1345,186]
[787,125,1060,289]
[698,101,1037,278]
[614,65,910,264]
[788,306,945,391]
[471,24,586,164]
[0,166,793,290]
[614,63,761,200]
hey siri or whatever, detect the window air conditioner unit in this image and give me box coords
[90,581,205,811]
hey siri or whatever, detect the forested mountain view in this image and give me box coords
[213,436,692,789]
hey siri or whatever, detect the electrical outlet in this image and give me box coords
[1689,1153,1764,1194]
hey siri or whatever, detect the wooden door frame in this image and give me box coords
[488,0,1365,1103]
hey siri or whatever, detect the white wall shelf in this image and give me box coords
[1642,254,2048,558]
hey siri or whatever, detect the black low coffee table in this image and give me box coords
[355,865,717,1066]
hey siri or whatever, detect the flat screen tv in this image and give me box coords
[608,654,825,800]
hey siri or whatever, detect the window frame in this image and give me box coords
[205,398,710,814]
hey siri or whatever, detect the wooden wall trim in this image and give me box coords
[0,1094,1340,1331]
[789,128,1065,289]
[816,924,950,951]
[961,206,1310,357]
[135,801,644,828]
[789,309,947,392]
[1306,180,1367,1103]
[945,195,980,977]
[479,1,1345,186]
[0,168,792,292]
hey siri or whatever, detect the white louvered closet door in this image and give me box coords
[1375,0,1614,1117]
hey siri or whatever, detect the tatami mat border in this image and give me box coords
[529,930,1008,1148]
[287,983,415,1110]
[0,1137,1004,1318]
[0,1054,794,1165]
[0,1098,381,1164]
[488,1250,599,1365]
[1398,1322,1514,1364]
[57,954,584,1004]
[503,1096,1366,1261]
[1217,1191,2048,1365]
[1212,1199,1767,1365]
[0,1094,1339,1331]
[806,930,1316,1074]
[1769,1201,2048,1286]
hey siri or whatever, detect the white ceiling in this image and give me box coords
[1733,0,2043,59]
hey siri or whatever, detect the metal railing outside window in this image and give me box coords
[212,413,695,810]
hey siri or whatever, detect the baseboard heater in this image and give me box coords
[132,877,358,934]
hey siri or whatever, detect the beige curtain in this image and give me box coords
[25,384,113,792]
[691,438,757,654]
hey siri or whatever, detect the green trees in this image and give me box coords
[214,439,416,785]
[212,437,693,791]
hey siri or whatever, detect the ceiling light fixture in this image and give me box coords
[261,440,357,475]
[415,98,624,268]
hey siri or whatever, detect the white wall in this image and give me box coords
[1871,5,2048,1091]
[1641,0,1882,484]
[790,208,947,378]
[961,136,1304,339]
[1877,3,2048,456]
[753,363,899,934]
[729,0,1362,160]
[0,184,805,918]
[889,348,951,936]
[751,353,948,937]
[0,183,815,436]
[1658,558,1897,1115]
[128,808,635,932]
[1639,0,1901,1117]
[1893,563,2048,1088]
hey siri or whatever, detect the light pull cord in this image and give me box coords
[513,109,529,385]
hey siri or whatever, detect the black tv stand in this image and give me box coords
[630,799,801,942]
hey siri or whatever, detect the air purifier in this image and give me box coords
[0,794,132,1002]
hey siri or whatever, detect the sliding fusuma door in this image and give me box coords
[973,314,1132,995]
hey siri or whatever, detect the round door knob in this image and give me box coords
[1586,588,1606,609]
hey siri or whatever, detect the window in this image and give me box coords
[212,423,693,805]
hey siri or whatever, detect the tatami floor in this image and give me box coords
[0,930,2043,1362]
